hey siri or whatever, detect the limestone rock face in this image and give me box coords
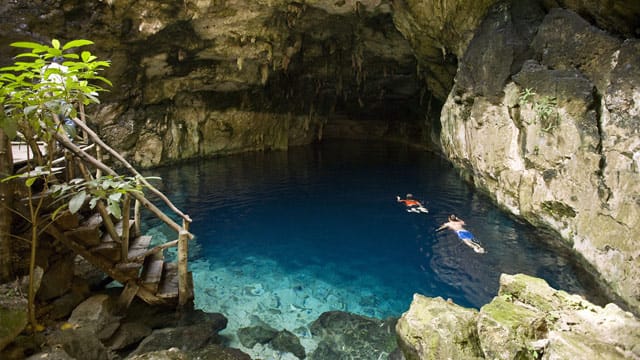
[396,274,640,360]
[395,294,483,360]
[391,0,498,101]
[0,0,430,167]
[440,5,640,314]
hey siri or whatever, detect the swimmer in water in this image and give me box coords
[396,194,428,213]
[436,214,485,253]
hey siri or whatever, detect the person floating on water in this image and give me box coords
[436,214,485,253]
[396,194,428,213]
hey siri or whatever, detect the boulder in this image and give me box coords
[105,321,152,351]
[67,294,121,340]
[395,274,640,359]
[237,324,278,349]
[309,311,397,359]
[128,322,222,356]
[270,329,305,359]
[127,347,188,360]
[189,344,251,360]
[479,274,640,360]
[395,294,483,360]
[0,282,28,352]
[46,327,109,360]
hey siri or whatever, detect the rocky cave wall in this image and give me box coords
[1,0,445,168]
[1,0,640,315]
[439,1,640,315]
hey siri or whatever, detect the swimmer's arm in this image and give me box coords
[436,224,448,232]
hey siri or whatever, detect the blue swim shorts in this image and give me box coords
[456,230,474,240]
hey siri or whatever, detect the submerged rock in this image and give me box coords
[309,311,398,359]
[238,324,305,359]
[270,329,306,359]
[396,274,640,359]
[237,324,278,348]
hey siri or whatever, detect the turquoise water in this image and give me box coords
[143,140,600,355]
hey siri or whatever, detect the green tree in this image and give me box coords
[0,39,111,331]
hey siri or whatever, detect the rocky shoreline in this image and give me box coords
[2,270,638,359]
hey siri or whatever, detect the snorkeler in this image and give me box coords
[396,194,429,213]
[436,214,485,253]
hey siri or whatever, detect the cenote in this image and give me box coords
[142,139,602,347]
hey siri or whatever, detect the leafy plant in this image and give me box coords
[0,39,111,332]
[534,95,558,133]
[518,88,560,133]
[50,175,159,219]
[518,87,536,105]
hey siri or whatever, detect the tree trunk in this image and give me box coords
[0,128,14,282]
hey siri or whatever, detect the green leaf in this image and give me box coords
[0,117,18,139]
[51,205,67,221]
[108,200,121,219]
[69,190,87,214]
[93,76,113,86]
[14,53,41,59]
[62,39,94,50]
[51,39,61,50]
[81,51,97,63]
[10,42,47,52]
[25,177,36,187]
[109,192,122,202]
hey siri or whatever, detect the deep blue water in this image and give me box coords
[143,140,599,319]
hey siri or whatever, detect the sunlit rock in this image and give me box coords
[396,274,640,360]
[395,294,483,360]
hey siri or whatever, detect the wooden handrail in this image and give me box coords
[52,131,189,236]
[70,118,192,224]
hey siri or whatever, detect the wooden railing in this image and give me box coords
[49,118,194,306]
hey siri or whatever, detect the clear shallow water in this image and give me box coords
[143,140,600,354]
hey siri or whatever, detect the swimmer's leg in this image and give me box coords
[463,239,485,254]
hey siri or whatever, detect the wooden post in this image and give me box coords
[177,229,189,306]
[121,194,130,262]
[134,198,141,237]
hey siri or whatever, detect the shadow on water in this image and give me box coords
[142,140,608,318]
